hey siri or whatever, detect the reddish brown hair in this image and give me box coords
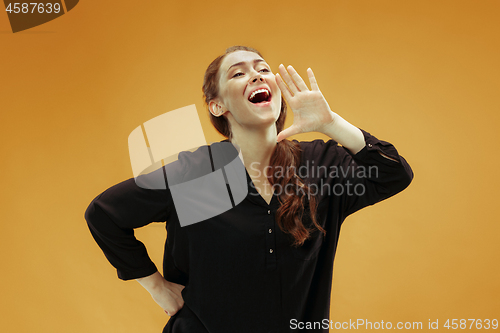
[202,45,325,247]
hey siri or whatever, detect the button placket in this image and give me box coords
[265,208,277,270]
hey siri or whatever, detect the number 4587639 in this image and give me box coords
[444,319,498,329]
[5,2,62,14]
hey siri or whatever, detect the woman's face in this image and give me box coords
[213,50,282,131]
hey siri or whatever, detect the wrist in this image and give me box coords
[319,114,365,154]
[317,111,338,135]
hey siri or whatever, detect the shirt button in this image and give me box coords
[268,228,272,233]
[267,210,271,215]
[269,249,274,254]
[368,143,373,148]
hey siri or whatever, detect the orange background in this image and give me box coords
[1,0,499,332]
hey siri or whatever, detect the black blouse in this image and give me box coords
[85,129,413,333]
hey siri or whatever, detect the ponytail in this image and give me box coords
[268,139,325,247]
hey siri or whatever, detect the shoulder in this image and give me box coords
[165,140,239,186]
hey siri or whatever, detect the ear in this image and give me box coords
[208,100,227,117]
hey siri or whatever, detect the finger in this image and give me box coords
[287,65,309,92]
[278,64,299,94]
[307,68,320,91]
[277,125,302,143]
[275,73,293,102]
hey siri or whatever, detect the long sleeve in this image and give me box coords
[298,128,414,219]
[84,166,173,280]
[342,128,413,216]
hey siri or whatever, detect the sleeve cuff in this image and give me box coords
[352,128,403,164]
[117,264,158,281]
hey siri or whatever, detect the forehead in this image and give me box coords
[220,50,265,71]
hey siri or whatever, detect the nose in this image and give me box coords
[251,72,265,83]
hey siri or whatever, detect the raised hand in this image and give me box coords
[275,64,337,142]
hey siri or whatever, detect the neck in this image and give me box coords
[230,124,277,179]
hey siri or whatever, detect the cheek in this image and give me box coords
[224,86,245,107]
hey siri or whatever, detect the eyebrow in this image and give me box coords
[227,59,266,73]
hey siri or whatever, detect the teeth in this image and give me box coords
[249,88,270,101]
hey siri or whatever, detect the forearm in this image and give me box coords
[319,113,400,162]
[318,112,365,154]
[135,270,164,294]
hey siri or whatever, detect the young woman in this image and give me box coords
[85,46,413,333]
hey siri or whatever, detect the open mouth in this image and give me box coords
[248,88,272,104]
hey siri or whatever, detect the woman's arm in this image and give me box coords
[85,166,185,315]
[274,65,413,216]
[298,128,413,218]
[318,113,400,163]
[85,175,166,280]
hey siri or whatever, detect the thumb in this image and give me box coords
[277,125,301,143]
